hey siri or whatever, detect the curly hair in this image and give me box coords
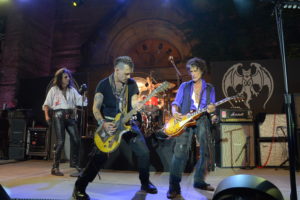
[186,57,207,76]
[114,56,134,70]
[53,68,74,90]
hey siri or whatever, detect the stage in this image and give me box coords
[0,160,299,200]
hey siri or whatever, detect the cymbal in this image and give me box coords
[133,77,148,92]
[154,82,176,90]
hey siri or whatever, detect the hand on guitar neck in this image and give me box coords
[132,101,144,115]
[206,103,216,114]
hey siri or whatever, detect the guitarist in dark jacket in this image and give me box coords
[167,57,217,199]
[72,56,157,200]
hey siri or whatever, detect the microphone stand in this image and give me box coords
[80,93,85,137]
[273,1,297,199]
[169,56,182,86]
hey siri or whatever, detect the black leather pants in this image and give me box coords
[52,110,80,169]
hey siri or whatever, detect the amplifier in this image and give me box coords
[217,123,255,168]
[259,141,288,167]
[27,127,49,158]
[259,114,287,138]
[220,109,253,122]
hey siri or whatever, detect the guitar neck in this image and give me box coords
[190,96,236,118]
[122,85,167,123]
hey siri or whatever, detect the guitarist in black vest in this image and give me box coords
[167,57,217,199]
[72,56,157,200]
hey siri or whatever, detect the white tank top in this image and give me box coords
[192,90,199,109]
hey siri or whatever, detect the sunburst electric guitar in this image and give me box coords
[163,95,243,137]
[94,81,170,153]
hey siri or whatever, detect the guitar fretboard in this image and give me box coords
[122,81,169,123]
[189,96,238,118]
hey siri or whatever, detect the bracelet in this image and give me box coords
[97,119,106,127]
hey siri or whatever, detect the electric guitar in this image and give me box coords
[163,95,243,137]
[94,81,170,153]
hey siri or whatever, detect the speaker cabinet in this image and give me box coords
[9,119,27,145]
[217,123,255,168]
[8,118,27,160]
[259,140,288,167]
[259,114,287,138]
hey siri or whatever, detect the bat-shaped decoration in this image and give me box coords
[222,62,274,109]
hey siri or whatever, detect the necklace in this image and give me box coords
[193,81,202,103]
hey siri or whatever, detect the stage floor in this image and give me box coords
[0,160,299,200]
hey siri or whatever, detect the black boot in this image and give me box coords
[166,188,181,199]
[52,151,64,176]
[141,181,158,194]
[51,167,64,176]
[73,181,90,200]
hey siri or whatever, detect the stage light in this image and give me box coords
[233,0,254,16]
[282,0,300,9]
[72,0,84,7]
[0,185,11,200]
[213,174,284,200]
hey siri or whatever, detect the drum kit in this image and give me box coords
[133,76,176,138]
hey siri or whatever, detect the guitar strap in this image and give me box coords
[122,85,129,113]
[206,83,212,105]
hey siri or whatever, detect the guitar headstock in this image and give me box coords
[154,81,170,93]
[232,94,245,103]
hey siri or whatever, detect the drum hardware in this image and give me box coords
[133,77,148,92]
[133,76,177,139]
[171,89,178,93]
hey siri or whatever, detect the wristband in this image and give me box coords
[97,119,106,127]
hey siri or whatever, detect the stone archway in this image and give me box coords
[128,39,181,69]
[103,19,191,73]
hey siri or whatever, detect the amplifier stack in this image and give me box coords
[217,109,255,168]
[258,114,288,167]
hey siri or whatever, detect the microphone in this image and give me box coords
[79,83,88,94]
[168,56,174,62]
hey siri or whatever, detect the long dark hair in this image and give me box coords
[186,57,207,76]
[53,68,74,90]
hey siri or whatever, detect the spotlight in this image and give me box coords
[213,174,284,200]
[282,0,300,9]
[0,185,10,200]
[72,0,84,7]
